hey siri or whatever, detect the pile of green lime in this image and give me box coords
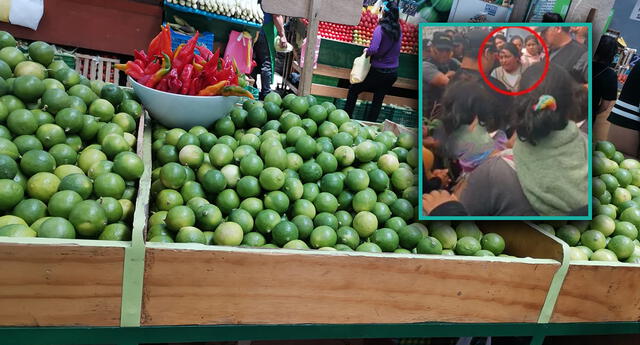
[0,32,144,240]
[148,92,426,252]
[538,140,640,263]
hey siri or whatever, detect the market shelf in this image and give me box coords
[164,1,262,29]
[0,116,150,327]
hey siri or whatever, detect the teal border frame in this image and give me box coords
[418,22,593,221]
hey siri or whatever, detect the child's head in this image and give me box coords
[510,35,523,51]
[439,73,512,134]
[524,35,541,56]
[512,63,584,145]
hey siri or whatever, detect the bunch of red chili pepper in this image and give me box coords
[116,24,253,98]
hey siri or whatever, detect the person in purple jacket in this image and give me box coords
[344,1,402,122]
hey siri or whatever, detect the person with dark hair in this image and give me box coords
[537,25,588,84]
[542,12,564,22]
[491,43,524,92]
[510,35,523,52]
[457,63,588,216]
[452,34,465,62]
[493,33,507,50]
[445,29,456,39]
[521,35,542,68]
[606,62,640,156]
[592,35,619,118]
[423,31,460,117]
[344,1,401,122]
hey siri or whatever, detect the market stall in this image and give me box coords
[0,1,637,344]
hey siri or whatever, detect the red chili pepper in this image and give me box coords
[148,24,172,58]
[194,54,206,66]
[193,62,203,72]
[173,44,185,60]
[179,64,194,95]
[134,50,150,67]
[115,61,145,80]
[145,53,171,88]
[143,59,161,75]
[197,80,229,96]
[196,45,214,60]
[220,85,254,99]
[174,31,200,73]
[156,77,169,92]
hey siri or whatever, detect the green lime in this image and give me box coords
[119,99,143,119]
[352,188,377,212]
[356,242,382,253]
[194,204,223,231]
[12,198,47,225]
[242,232,266,247]
[0,224,36,237]
[320,173,343,196]
[247,107,267,127]
[346,169,369,192]
[174,226,205,244]
[97,197,124,223]
[299,161,323,183]
[481,233,506,255]
[310,225,337,248]
[352,211,378,238]
[0,138,18,159]
[314,192,339,214]
[35,123,66,149]
[385,217,407,232]
[156,189,183,211]
[47,190,83,218]
[390,198,414,221]
[371,202,391,224]
[328,109,350,126]
[430,226,457,249]
[292,199,316,219]
[391,168,414,191]
[100,84,124,107]
[239,153,264,177]
[313,212,339,230]
[398,225,424,250]
[89,99,115,122]
[259,167,285,191]
[378,153,400,175]
[186,197,209,212]
[264,148,287,170]
[0,153,17,179]
[264,190,290,214]
[282,239,308,250]
[13,75,44,103]
[215,189,240,215]
[318,121,339,138]
[1,94,27,113]
[239,197,263,218]
[212,222,243,246]
[13,135,43,154]
[580,229,607,251]
[371,228,400,252]
[255,209,281,235]
[34,217,75,239]
[49,144,77,165]
[455,237,482,255]
[271,220,299,246]
[98,223,131,241]
[20,150,56,176]
[295,135,317,160]
[112,152,143,181]
[87,160,113,179]
[592,214,616,236]
[165,205,196,232]
[620,207,640,230]
[590,248,618,262]
[68,200,107,238]
[237,176,261,198]
[160,162,187,189]
[88,164,122,194]
[8,109,38,135]
[302,182,320,202]
[228,209,254,234]
[607,235,635,259]
[209,143,233,168]
[201,169,227,194]
[613,221,638,240]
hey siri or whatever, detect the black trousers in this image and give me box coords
[251,29,272,99]
[344,67,398,122]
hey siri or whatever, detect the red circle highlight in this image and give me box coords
[477,26,550,96]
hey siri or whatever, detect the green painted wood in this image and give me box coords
[0,322,638,345]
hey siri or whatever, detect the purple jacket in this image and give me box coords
[367,26,401,69]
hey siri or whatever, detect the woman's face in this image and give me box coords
[512,38,523,51]
[499,49,519,72]
[494,38,506,50]
[526,39,540,56]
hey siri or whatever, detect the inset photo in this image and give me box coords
[419,24,592,219]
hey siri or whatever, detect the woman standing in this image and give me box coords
[490,43,524,92]
[344,1,401,122]
[520,35,542,68]
[509,35,523,52]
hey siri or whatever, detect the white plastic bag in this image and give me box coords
[350,52,371,84]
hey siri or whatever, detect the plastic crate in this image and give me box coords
[335,98,370,121]
[391,106,418,128]
[55,53,76,69]
[75,53,122,84]
[169,26,214,52]
[245,85,259,99]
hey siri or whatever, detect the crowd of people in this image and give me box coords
[422,26,590,217]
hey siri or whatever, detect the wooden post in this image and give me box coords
[299,0,322,96]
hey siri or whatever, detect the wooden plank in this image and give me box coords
[262,0,361,26]
[551,264,640,322]
[311,84,418,109]
[293,62,418,90]
[0,244,124,326]
[0,0,162,55]
[141,224,560,325]
[299,0,322,96]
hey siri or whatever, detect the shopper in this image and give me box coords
[592,35,619,118]
[344,1,401,122]
[537,26,588,84]
[452,34,465,62]
[520,35,542,69]
[459,63,589,216]
[493,34,507,51]
[606,62,640,156]
[509,35,523,52]
[490,43,524,92]
[422,31,461,117]
[253,1,288,99]
[542,12,564,22]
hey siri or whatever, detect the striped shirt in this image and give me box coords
[608,63,640,129]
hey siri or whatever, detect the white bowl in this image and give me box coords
[128,76,241,129]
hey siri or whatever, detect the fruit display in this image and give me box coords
[0,32,144,240]
[352,8,378,47]
[318,22,354,43]
[147,92,422,251]
[537,141,640,263]
[117,25,252,98]
[164,0,264,25]
[399,20,418,55]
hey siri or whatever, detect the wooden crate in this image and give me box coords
[0,115,148,326]
[141,222,562,325]
[551,261,640,322]
[75,53,122,85]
